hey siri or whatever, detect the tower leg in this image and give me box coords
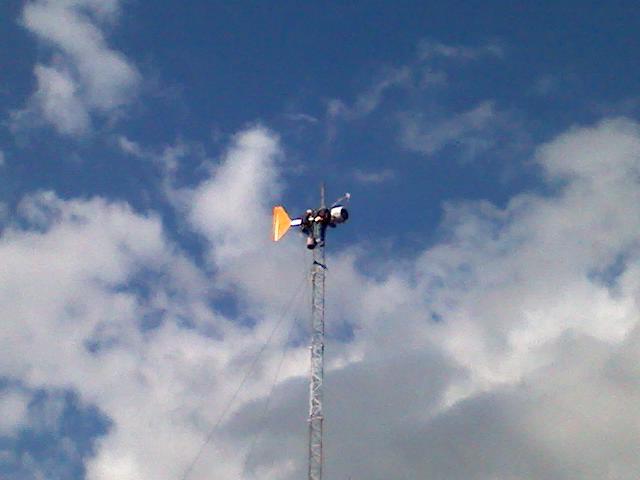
[308,235,325,480]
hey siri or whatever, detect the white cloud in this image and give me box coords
[184,126,310,312]
[116,136,194,176]
[417,40,505,61]
[325,40,508,151]
[13,0,140,136]
[31,64,91,136]
[0,127,310,480]
[283,113,319,124]
[324,66,411,145]
[419,69,448,88]
[1,192,211,476]
[531,73,559,96]
[400,100,500,157]
[0,389,30,435]
[226,117,640,479]
[41,0,123,21]
[329,40,504,124]
[327,66,411,124]
[187,126,282,262]
[117,135,145,158]
[353,168,395,184]
[3,120,640,479]
[120,116,640,478]
[352,67,412,118]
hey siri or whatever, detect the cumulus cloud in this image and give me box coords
[184,126,310,312]
[0,191,221,479]
[3,119,640,480]
[13,0,140,136]
[0,127,310,480]
[188,127,283,258]
[224,117,640,479]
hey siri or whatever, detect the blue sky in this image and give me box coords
[2,1,640,479]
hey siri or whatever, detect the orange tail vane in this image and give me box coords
[272,205,292,241]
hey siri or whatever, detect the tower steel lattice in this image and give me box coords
[308,184,326,480]
[272,183,349,480]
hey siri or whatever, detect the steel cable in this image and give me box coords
[179,271,308,480]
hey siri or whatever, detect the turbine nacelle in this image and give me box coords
[329,205,349,224]
[272,198,350,248]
